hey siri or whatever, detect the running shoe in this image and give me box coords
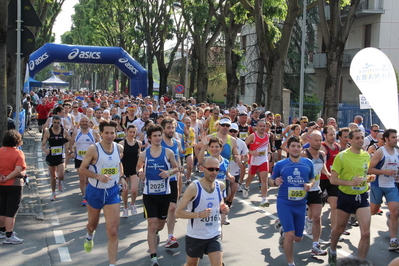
[259,199,269,207]
[237,183,243,192]
[274,218,281,231]
[51,192,56,201]
[185,180,191,186]
[58,181,65,192]
[0,231,5,239]
[242,188,249,199]
[150,257,160,266]
[278,227,284,248]
[389,240,399,251]
[223,215,231,225]
[130,204,137,215]
[342,231,350,236]
[84,231,95,253]
[376,208,383,215]
[80,199,88,207]
[311,244,327,256]
[386,211,391,228]
[65,168,70,173]
[122,208,129,218]
[3,232,23,244]
[327,247,337,266]
[348,214,358,226]
[305,218,313,235]
[165,236,179,248]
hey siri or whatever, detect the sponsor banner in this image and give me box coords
[359,94,372,109]
[350,48,399,131]
[28,43,148,96]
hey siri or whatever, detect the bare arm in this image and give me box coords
[368,149,396,176]
[330,170,363,186]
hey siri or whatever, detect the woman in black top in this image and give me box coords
[119,125,141,218]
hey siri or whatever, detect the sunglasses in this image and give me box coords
[202,166,220,172]
[214,113,219,115]
[73,106,78,108]
[371,130,379,132]
[220,124,230,127]
[229,130,238,133]
[53,122,61,124]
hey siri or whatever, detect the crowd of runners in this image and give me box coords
[4,89,399,266]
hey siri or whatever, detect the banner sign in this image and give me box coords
[28,43,148,96]
[350,48,399,131]
[359,94,372,109]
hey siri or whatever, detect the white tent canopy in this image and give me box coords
[41,75,69,86]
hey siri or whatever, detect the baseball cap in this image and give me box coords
[230,123,239,131]
[219,118,231,125]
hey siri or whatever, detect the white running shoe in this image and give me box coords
[259,199,269,207]
[311,244,327,256]
[242,188,249,199]
[237,183,243,192]
[122,208,128,218]
[305,218,313,235]
[3,232,23,244]
[51,192,56,201]
[130,204,137,215]
[0,231,6,239]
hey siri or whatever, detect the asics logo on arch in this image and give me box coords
[68,48,101,60]
[118,58,138,75]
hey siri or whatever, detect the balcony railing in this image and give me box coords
[324,0,384,20]
[312,48,361,69]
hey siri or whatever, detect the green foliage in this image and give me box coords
[303,94,323,121]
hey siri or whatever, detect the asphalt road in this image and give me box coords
[2,133,398,266]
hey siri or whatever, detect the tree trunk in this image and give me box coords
[120,74,127,94]
[0,0,8,142]
[7,54,17,111]
[112,68,118,92]
[225,30,241,108]
[266,55,285,113]
[322,46,344,118]
[256,59,264,103]
[196,45,208,103]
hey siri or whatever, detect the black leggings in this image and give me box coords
[0,186,23,218]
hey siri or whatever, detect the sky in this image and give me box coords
[52,0,80,43]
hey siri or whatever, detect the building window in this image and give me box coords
[240,76,245,95]
[242,35,247,54]
[364,24,372,48]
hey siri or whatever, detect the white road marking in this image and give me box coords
[236,197,354,258]
[58,247,72,262]
[53,230,65,244]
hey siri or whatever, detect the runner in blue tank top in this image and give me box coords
[160,117,184,249]
[79,121,127,266]
[135,124,178,266]
[269,136,314,266]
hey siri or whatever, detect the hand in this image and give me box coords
[366,174,376,182]
[386,170,397,177]
[45,149,50,156]
[228,175,235,182]
[97,174,111,183]
[179,166,184,173]
[138,172,145,180]
[0,175,6,183]
[120,178,128,190]
[304,183,311,192]
[69,152,75,159]
[352,175,365,186]
[159,169,170,179]
[199,208,212,218]
[201,132,209,146]
[220,203,230,214]
[274,177,283,186]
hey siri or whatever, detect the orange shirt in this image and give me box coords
[0,147,26,186]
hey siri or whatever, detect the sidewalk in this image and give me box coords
[1,127,51,266]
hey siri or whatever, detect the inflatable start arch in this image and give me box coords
[28,43,148,96]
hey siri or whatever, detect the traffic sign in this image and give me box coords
[6,26,36,57]
[175,93,183,98]
[85,80,90,85]
[175,84,185,94]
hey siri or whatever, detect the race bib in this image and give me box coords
[101,167,118,175]
[315,174,320,181]
[258,151,266,156]
[288,187,306,201]
[51,146,62,156]
[276,134,281,139]
[239,132,248,139]
[200,213,219,227]
[77,150,86,156]
[117,131,126,138]
[148,179,166,193]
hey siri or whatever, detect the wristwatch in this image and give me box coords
[120,175,127,180]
